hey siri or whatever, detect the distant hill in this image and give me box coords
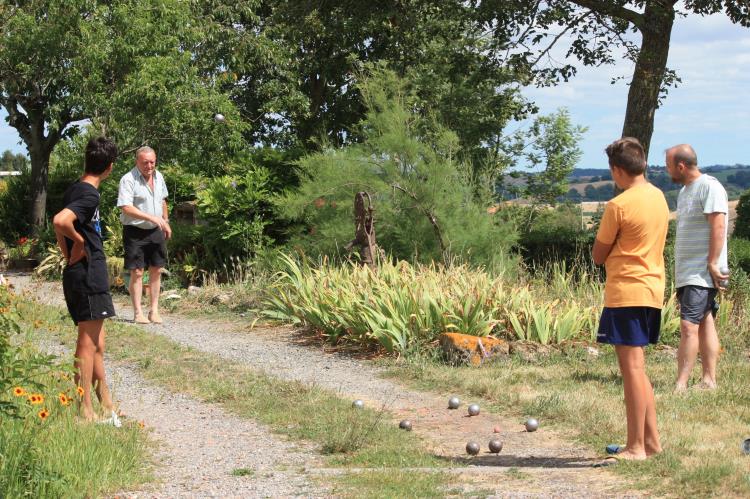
[564,164,750,206]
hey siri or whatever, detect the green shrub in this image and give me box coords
[729,237,750,275]
[733,189,750,240]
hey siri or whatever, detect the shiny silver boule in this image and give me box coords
[719,266,730,288]
[399,419,412,431]
[467,403,480,416]
[525,418,539,432]
[352,399,364,409]
[466,441,480,456]
[448,396,460,409]
[214,113,226,123]
[488,439,503,454]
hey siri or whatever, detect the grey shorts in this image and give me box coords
[676,286,718,324]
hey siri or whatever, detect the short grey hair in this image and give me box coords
[135,146,156,159]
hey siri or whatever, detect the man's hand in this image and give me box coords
[68,239,87,265]
[153,216,172,240]
[707,262,729,291]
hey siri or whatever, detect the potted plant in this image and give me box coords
[7,237,39,271]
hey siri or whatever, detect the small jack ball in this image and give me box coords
[399,420,412,431]
[352,399,364,409]
[525,418,539,432]
[468,404,480,416]
[214,113,226,123]
[448,397,460,409]
[488,439,503,454]
[466,441,480,456]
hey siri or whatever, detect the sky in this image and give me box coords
[2,6,749,170]
[520,8,750,169]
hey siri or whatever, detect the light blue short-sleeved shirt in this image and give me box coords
[117,167,169,229]
[674,174,728,288]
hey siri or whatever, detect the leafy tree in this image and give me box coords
[479,1,750,157]
[207,0,529,177]
[0,150,26,171]
[278,68,516,270]
[0,0,241,232]
[507,109,586,207]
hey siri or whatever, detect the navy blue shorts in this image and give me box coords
[596,307,661,346]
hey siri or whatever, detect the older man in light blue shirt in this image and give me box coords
[117,146,171,324]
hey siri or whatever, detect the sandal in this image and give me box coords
[593,455,620,468]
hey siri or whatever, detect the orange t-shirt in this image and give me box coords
[595,183,669,308]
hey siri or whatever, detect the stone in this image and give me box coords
[439,332,509,366]
[509,341,553,362]
[187,285,201,295]
[211,293,231,305]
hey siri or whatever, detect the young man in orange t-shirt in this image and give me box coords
[592,137,669,465]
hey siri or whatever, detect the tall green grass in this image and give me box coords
[263,254,683,353]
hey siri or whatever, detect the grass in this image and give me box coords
[14,296,453,497]
[378,345,750,498]
[330,469,450,498]
[0,414,150,499]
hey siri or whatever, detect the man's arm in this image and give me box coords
[161,199,171,240]
[706,212,728,289]
[592,239,614,266]
[52,209,85,264]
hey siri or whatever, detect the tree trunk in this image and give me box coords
[28,144,50,234]
[621,2,675,160]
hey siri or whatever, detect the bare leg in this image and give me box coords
[675,319,700,390]
[91,324,114,412]
[644,376,662,456]
[74,320,104,421]
[129,268,147,321]
[148,266,161,317]
[615,345,651,460]
[698,313,720,388]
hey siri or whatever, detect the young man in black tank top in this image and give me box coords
[53,137,120,425]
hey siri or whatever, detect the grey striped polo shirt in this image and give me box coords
[674,174,728,288]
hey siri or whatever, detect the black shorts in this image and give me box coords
[676,286,718,324]
[62,262,116,325]
[123,225,167,269]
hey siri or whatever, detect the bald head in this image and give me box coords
[666,144,698,169]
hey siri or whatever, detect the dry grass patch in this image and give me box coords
[382,348,750,497]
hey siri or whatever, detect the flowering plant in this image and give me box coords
[8,237,37,259]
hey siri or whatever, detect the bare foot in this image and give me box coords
[694,381,717,391]
[616,449,648,461]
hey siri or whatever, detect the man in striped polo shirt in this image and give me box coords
[666,144,728,392]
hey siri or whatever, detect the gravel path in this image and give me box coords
[10,273,640,497]
[10,274,328,499]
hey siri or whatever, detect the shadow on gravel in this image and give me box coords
[448,454,599,469]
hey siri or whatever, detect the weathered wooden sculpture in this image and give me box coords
[345,191,377,267]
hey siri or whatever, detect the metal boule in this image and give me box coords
[742,438,750,455]
[719,265,730,288]
[399,420,412,431]
[468,404,480,416]
[352,399,364,409]
[448,396,460,409]
[525,418,539,432]
[488,439,503,454]
[214,113,226,123]
[466,441,480,456]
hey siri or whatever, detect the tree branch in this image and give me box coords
[568,0,645,31]
[391,183,447,259]
[0,96,32,145]
[531,10,593,68]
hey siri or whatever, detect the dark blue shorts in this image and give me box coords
[596,307,661,346]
